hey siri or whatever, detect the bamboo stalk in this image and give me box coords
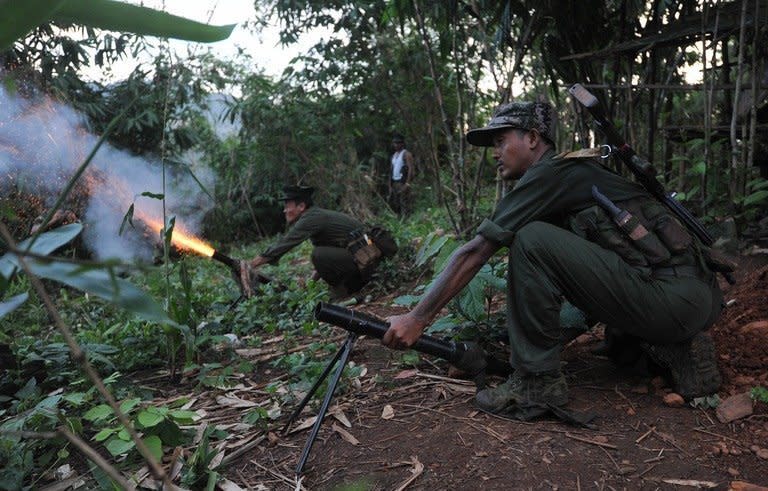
[746,0,760,195]
[730,0,748,203]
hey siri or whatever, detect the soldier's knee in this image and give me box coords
[512,221,558,254]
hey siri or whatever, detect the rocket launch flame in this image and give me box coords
[141,216,215,257]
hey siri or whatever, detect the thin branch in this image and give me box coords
[58,427,134,490]
[0,222,173,489]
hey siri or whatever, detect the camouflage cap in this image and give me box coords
[466,101,556,147]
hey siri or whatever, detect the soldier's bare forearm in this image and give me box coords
[411,235,498,322]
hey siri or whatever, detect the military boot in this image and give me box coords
[641,331,721,400]
[475,371,568,414]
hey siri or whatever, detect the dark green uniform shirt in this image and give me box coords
[477,149,648,245]
[261,207,365,263]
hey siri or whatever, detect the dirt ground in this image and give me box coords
[200,255,766,491]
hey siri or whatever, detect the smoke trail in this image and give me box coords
[0,83,215,262]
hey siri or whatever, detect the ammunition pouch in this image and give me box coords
[569,196,695,268]
[348,235,381,272]
[347,226,398,272]
[369,226,398,258]
[700,246,738,273]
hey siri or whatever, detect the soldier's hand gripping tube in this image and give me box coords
[314,302,512,381]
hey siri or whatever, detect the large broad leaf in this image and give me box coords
[0,223,83,279]
[414,233,452,268]
[455,276,486,323]
[105,437,135,456]
[3,257,175,324]
[142,434,162,461]
[137,409,165,428]
[0,0,235,50]
[0,292,28,318]
[0,0,66,52]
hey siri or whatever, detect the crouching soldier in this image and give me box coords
[382,101,722,417]
[246,185,396,300]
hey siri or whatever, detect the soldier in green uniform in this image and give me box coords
[247,185,374,298]
[382,101,723,414]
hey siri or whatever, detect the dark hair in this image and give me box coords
[392,133,405,143]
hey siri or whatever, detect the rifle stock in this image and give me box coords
[568,83,734,283]
[314,302,511,378]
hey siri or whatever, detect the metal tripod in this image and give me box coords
[280,332,358,476]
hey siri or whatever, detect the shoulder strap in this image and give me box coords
[556,147,604,159]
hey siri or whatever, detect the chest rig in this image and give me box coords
[562,153,696,269]
[569,195,696,268]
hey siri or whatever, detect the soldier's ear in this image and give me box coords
[527,129,542,148]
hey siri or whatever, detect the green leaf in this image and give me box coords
[168,409,198,424]
[0,0,235,50]
[0,0,66,52]
[0,223,83,279]
[119,203,134,236]
[414,233,451,268]
[393,294,421,306]
[143,434,163,461]
[117,427,130,440]
[426,315,460,334]
[744,189,768,207]
[140,191,165,200]
[455,276,486,322]
[93,428,117,442]
[119,398,142,414]
[105,437,134,456]
[62,392,87,406]
[137,409,165,428]
[3,258,175,324]
[53,0,236,43]
[83,404,113,422]
[0,292,28,318]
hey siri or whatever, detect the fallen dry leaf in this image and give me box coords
[394,455,424,491]
[215,394,257,408]
[332,423,360,445]
[287,416,318,434]
[330,406,352,428]
[395,369,418,379]
[662,478,718,488]
[381,404,395,420]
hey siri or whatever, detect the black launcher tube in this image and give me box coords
[211,250,239,271]
[314,302,461,362]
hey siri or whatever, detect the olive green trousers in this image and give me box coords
[506,222,722,374]
[311,246,368,293]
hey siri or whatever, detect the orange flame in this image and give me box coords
[142,216,215,257]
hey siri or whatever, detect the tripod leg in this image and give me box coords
[281,340,347,434]
[295,333,357,476]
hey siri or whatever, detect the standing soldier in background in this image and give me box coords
[388,133,414,216]
[382,101,722,417]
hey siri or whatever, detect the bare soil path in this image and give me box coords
[222,258,768,490]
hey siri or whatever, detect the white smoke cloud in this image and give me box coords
[0,82,215,262]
